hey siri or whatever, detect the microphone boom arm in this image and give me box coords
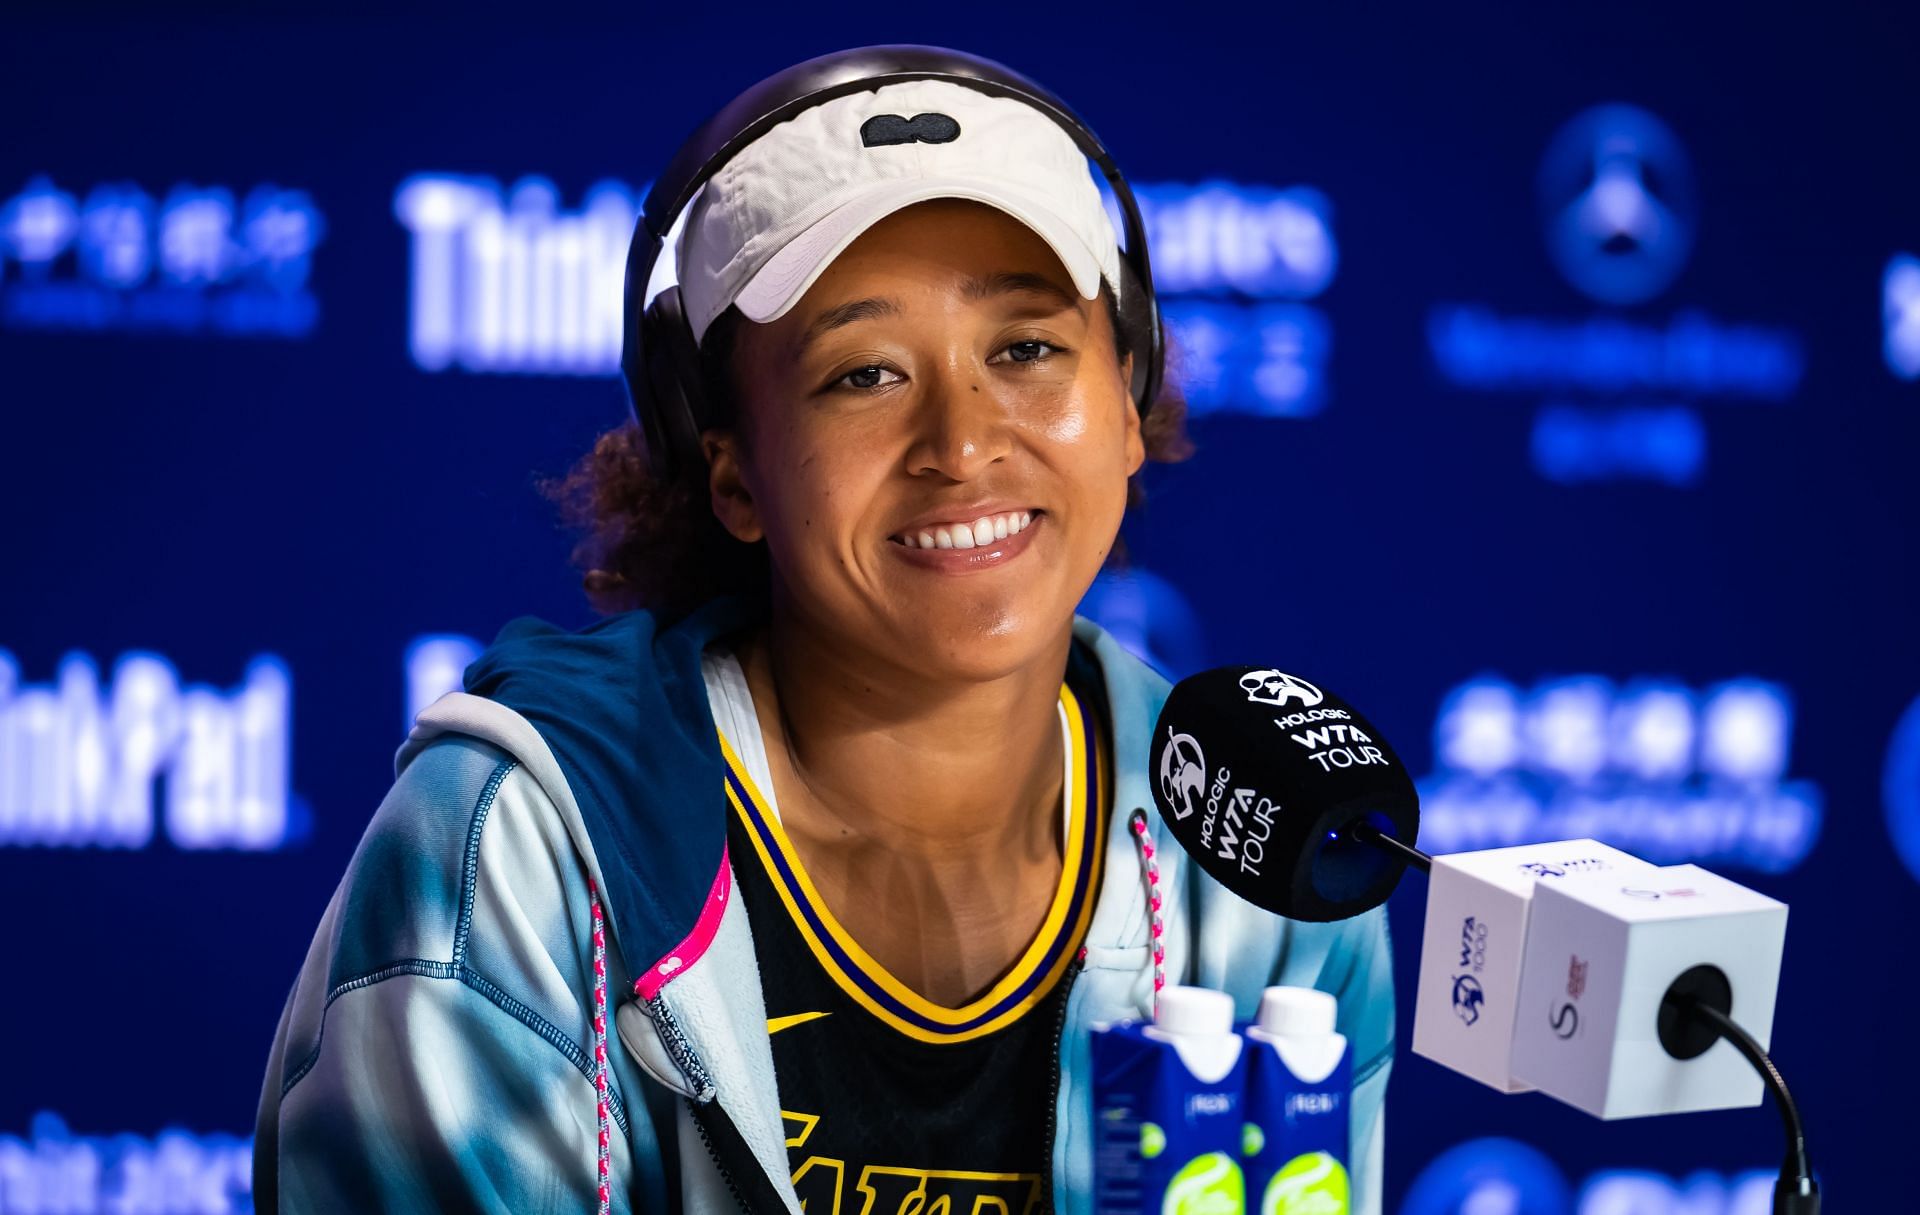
[1346,819,1431,873]
[1667,995,1819,1215]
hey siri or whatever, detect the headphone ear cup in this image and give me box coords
[1113,258,1161,414]
[637,285,709,480]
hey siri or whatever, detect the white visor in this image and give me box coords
[673,77,1124,345]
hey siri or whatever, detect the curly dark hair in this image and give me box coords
[542,279,1193,618]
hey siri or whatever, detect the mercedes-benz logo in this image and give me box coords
[1538,103,1697,306]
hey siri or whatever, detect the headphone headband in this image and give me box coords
[621,44,1164,478]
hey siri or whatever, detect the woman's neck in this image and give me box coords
[736,612,1071,860]
[731,609,1078,1005]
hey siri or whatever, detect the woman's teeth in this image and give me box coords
[899,511,1035,550]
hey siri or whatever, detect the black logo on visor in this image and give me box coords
[860,112,961,147]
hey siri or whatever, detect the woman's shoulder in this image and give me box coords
[1071,614,1173,703]
[271,730,606,1073]
[328,731,570,978]
[265,731,624,1163]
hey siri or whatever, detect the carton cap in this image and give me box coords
[1257,986,1338,1038]
[1155,986,1235,1037]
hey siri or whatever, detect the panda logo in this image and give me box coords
[1452,974,1487,1027]
[1240,669,1325,709]
[1158,729,1207,822]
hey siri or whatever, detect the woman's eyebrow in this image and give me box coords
[960,270,1079,310]
[800,296,903,353]
[798,271,1081,355]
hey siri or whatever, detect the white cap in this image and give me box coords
[1257,986,1338,1038]
[1154,985,1236,1037]
[674,78,1126,345]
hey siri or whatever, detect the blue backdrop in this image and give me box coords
[4,5,1916,1212]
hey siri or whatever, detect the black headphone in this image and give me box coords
[619,43,1165,481]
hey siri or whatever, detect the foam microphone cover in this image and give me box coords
[1151,666,1420,922]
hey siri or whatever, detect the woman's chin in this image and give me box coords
[889,602,1074,684]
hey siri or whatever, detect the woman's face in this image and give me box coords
[707,198,1143,683]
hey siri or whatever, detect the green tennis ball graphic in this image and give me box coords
[1141,1122,1167,1159]
[1162,1151,1245,1215]
[1261,1150,1349,1215]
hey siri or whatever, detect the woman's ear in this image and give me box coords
[702,429,764,543]
[1120,352,1146,476]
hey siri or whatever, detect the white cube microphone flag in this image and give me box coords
[1510,863,1788,1119]
[1149,666,1818,1213]
[1411,840,1656,1095]
[1411,844,1790,1118]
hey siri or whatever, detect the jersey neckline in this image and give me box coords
[718,681,1108,1044]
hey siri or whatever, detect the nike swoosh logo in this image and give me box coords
[766,1010,831,1035]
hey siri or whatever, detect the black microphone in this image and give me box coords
[1149,665,1421,922]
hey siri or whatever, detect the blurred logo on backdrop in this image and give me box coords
[1400,1136,1777,1215]
[392,175,638,376]
[1074,567,1208,679]
[1398,1138,1571,1215]
[0,175,324,338]
[0,648,303,850]
[1426,104,1804,488]
[1121,182,1337,419]
[0,1113,251,1214]
[1886,691,1920,885]
[406,634,484,730]
[392,173,1338,419]
[1416,673,1820,873]
[1886,253,1920,380]
[1538,105,1696,307]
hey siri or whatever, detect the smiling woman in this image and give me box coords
[253,44,1395,1215]
[545,207,1191,620]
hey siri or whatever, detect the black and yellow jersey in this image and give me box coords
[717,674,1111,1215]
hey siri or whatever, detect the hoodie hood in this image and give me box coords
[459,593,766,986]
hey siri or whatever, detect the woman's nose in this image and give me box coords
[904,361,1014,482]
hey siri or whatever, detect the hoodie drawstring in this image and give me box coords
[1128,808,1166,1016]
[589,880,612,1215]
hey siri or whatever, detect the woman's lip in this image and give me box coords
[886,513,1043,573]
[889,506,1041,539]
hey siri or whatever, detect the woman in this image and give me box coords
[252,46,1393,1215]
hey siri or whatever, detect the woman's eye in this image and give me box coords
[828,340,1064,392]
[834,365,901,392]
[999,339,1062,365]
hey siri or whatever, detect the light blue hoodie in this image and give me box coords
[252,596,1395,1213]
